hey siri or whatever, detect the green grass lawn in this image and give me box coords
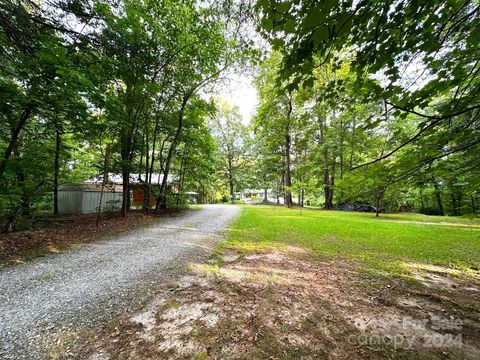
[221,205,480,277]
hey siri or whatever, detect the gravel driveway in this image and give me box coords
[0,204,239,359]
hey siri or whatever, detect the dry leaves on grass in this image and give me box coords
[91,247,480,360]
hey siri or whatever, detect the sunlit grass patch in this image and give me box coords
[188,262,220,277]
[221,206,480,277]
[380,212,480,225]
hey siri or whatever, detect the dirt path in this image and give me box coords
[0,204,239,359]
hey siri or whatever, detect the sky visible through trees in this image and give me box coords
[0,0,479,231]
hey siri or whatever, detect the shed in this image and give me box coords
[185,191,199,204]
[58,184,123,214]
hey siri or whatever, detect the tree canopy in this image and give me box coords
[250,0,479,215]
[0,0,255,230]
[0,0,478,232]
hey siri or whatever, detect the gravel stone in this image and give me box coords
[0,204,239,359]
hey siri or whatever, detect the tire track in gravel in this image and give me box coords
[0,204,239,359]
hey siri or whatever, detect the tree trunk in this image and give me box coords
[0,106,32,180]
[450,189,457,216]
[457,192,463,216]
[375,195,381,217]
[431,177,444,215]
[17,170,29,216]
[228,154,235,204]
[229,178,235,204]
[146,116,162,213]
[375,189,385,217]
[318,116,331,209]
[121,119,133,216]
[155,96,189,212]
[419,188,425,212]
[138,133,144,179]
[96,143,110,227]
[120,83,145,216]
[349,115,357,169]
[53,125,61,216]
[120,124,135,217]
[143,130,150,212]
[121,132,132,217]
[338,117,345,202]
[328,144,337,209]
[176,150,186,209]
[284,95,293,208]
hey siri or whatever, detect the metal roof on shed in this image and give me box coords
[58,184,122,192]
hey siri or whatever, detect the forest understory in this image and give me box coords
[0,209,179,266]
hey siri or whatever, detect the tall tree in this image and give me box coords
[209,101,250,203]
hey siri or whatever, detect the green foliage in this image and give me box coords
[0,0,256,228]
[258,0,480,111]
[253,0,479,215]
[251,45,479,215]
[209,100,253,202]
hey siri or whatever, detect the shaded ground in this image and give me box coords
[0,210,178,265]
[90,246,480,359]
[0,204,239,359]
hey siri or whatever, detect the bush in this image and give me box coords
[165,193,189,209]
[103,199,121,213]
[304,196,324,207]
